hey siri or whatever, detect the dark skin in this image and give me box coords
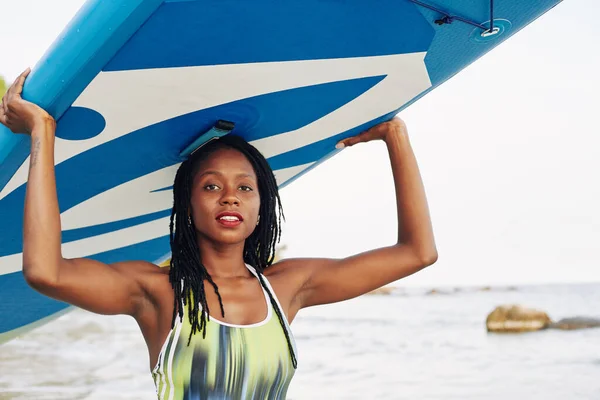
[1,69,438,370]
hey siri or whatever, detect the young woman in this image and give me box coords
[0,68,437,399]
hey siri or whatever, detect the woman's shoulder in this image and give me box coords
[264,258,312,290]
[264,258,322,278]
[263,258,296,278]
[263,257,337,296]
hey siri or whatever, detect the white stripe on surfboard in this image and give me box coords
[0,217,170,276]
[273,162,314,187]
[0,53,431,202]
[250,53,430,158]
[60,165,179,230]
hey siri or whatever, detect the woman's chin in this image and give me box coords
[203,230,250,246]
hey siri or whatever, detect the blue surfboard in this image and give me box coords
[0,0,563,343]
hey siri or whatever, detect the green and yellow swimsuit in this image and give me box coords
[152,265,296,399]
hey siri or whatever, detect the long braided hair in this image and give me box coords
[168,134,297,369]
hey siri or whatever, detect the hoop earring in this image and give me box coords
[188,215,193,226]
[256,215,260,226]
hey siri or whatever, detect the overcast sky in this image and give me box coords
[1,0,598,287]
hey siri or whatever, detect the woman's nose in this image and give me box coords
[219,187,240,205]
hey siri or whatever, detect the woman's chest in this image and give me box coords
[154,315,295,399]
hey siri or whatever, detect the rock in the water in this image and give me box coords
[486,305,552,333]
[426,288,450,295]
[549,317,600,330]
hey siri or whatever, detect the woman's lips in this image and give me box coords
[217,218,242,227]
[216,212,243,227]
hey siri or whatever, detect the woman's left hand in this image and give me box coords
[335,116,407,148]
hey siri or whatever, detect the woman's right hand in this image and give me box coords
[0,68,55,135]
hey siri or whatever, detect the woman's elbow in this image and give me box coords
[420,250,438,267]
[414,246,438,268]
[22,263,59,291]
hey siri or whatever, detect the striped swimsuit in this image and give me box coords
[152,265,296,399]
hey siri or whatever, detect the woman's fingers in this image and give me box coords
[5,68,30,104]
[335,118,405,149]
[1,68,29,126]
[335,130,371,149]
[336,135,356,149]
[0,100,6,126]
[14,68,31,96]
[0,68,55,134]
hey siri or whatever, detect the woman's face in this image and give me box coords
[189,147,261,245]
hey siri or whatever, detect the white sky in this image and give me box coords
[1,0,598,287]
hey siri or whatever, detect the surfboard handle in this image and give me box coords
[214,120,235,132]
[179,120,235,159]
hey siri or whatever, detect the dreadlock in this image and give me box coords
[168,134,297,369]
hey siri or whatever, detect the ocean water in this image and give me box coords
[1,283,599,400]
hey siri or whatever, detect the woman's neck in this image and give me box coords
[196,239,250,278]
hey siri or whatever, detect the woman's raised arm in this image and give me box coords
[0,69,156,317]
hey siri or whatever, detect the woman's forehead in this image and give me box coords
[193,147,256,178]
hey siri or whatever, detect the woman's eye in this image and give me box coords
[204,184,220,191]
[239,185,253,192]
